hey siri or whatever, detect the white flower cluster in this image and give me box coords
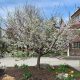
[56,72,75,80]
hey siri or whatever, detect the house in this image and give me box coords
[67,8,80,56]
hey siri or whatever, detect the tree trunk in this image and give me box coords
[37,54,41,69]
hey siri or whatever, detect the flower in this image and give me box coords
[70,71,74,74]
[63,73,68,78]
[71,74,74,77]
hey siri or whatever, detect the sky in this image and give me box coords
[0,0,80,21]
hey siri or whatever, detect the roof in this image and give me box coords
[72,35,80,42]
[71,8,80,18]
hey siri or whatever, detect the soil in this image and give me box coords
[0,66,80,80]
[0,67,54,80]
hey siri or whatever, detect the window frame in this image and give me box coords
[74,42,80,48]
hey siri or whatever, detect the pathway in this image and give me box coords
[0,57,80,68]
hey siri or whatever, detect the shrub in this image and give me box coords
[14,64,19,68]
[11,50,28,58]
[22,71,32,80]
[20,64,32,80]
[20,64,28,70]
[44,50,61,57]
[47,65,54,72]
[57,64,69,73]
[73,72,80,78]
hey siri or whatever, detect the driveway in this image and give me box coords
[0,57,80,68]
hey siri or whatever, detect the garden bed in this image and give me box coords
[0,64,80,80]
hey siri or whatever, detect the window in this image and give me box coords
[76,16,79,20]
[74,15,80,21]
[74,42,80,48]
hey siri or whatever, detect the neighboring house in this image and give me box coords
[67,8,80,56]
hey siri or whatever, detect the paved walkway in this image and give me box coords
[0,57,80,68]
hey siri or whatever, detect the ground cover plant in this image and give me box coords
[47,64,80,80]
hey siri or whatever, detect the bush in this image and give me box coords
[57,64,69,73]
[20,64,28,70]
[44,50,61,57]
[47,65,54,72]
[73,72,80,78]
[20,64,32,80]
[11,50,29,58]
[45,64,56,73]
[14,64,19,68]
[22,71,32,80]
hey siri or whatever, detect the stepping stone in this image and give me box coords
[2,74,15,80]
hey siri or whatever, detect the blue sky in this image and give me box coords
[0,0,80,21]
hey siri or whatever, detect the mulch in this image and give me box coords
[0,66,55,80]
[0,66,80,80]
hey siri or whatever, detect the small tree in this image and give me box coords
[6,4,64,68]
